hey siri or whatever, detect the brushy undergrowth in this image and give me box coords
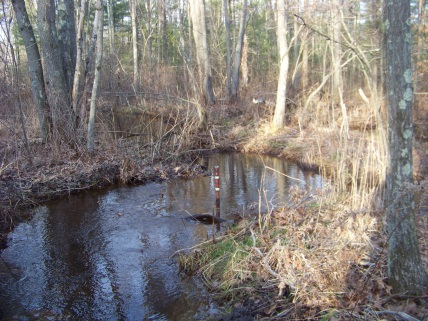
[178,182,428,320]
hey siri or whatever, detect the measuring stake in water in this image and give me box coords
[214,166,220,219]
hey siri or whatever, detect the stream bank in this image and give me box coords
[1,101,427,320]
[0,150,209,249]
[0,153,323,320]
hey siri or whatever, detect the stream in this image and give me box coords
[0,153,322,320]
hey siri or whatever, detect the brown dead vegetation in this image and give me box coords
[1,90,427,320]
[180,184,427,320]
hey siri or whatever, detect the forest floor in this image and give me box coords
[0,100,427,320]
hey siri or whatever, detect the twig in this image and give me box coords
[264,165,307,184]
[293,13,370,70]
[250,228,263,257]
[373,310,420,321]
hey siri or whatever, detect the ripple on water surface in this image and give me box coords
[0,153,322,320]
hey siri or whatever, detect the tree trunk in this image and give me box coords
[87,0,103,153]
[292,15,300,90]
[146,0,153,70]
[38,0,75,143]
[178,0,197,98]
[130,0,139,91]
[86,4,98,76]
[107,0,115,90]
[223,0,232,102]
[383,0,428,294]
[189,0,215,106]
[273,0,289,129]
[72,0,87,128]
[11,0,51,142]
[77,1,97,129]
[241,35,249,88]
[370,0,381,93]
[57,0,76,93]
[231,0,247,102]
[301,29,309,92]
[157,0,167,65]
[331,0,342,102]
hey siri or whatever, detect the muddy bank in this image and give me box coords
[0,150,209,249]
[2,122,426,251]
[0,155,208,207]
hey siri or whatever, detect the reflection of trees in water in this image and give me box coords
[165,177,212,214]
[44,193,102,317]
[1,154,322,320]
[164,154,322,218]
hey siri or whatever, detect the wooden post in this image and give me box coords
[214,166,220,219]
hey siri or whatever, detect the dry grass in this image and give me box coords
[180,89,428,319]
[1,49,427,319]
[179,180,428,319]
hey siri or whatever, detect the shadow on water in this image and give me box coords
[0,153,322,320]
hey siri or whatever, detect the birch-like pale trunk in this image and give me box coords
[273,0,289,129]
[178,0,197,98]
[107,0,115,90]
[130,0,139,91]
[72,0,87,125]
[331,0,342,102]
[241,35,249,88]
[87,0,103,153]
[189,0,215,107]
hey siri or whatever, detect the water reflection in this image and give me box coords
[0,153,322,320]
[196,153,322,217]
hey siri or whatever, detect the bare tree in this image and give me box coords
[189,0,216,106]
[383,0,428,294]
[57,0,76,93]
[107,0,115,90]
[241,35,249,88]
[77,1,98,128]
[130,0,140,91]
[272,0,289,129]
[230,0,247,102]
[223,0,232,102]
[177,0,197,98]
[87,0,103,153]
[146,0,153,69]
[157,0,167,65]
[11,0,51,142]
[300,28,309,92]
[37,0,75,143]
[330,0,342,101]
[72,0,87,127]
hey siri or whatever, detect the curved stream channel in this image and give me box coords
[0,153,322,320]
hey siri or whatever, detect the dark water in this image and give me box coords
[0,153,322,321]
